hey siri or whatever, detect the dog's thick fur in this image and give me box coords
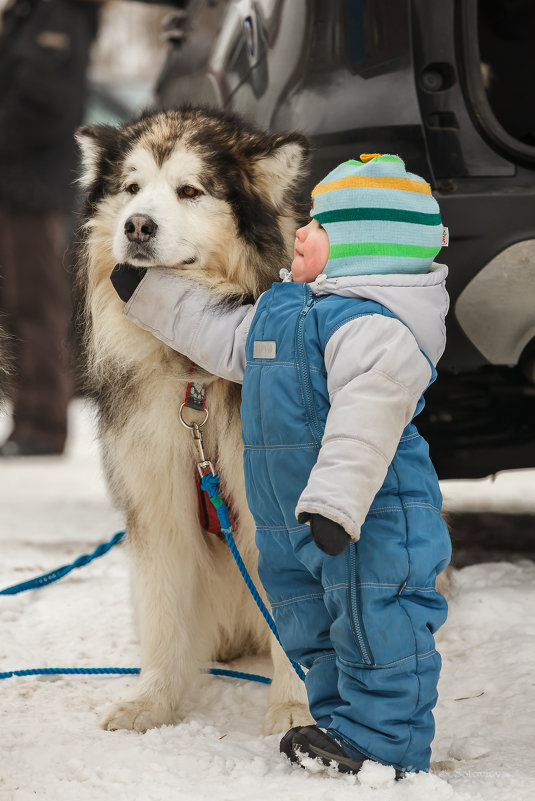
[0,326,9,404]
[73,107,313,734]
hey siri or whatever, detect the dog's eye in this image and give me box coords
[179,185,202,199]
[126,183,140,195]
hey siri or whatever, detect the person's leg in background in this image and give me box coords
[0,206,72,455]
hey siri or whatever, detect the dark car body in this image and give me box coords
[155,0,535,479]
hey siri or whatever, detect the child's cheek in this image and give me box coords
[303,259,322,282]
[291,256,305,282]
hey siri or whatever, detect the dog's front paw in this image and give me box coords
[263,702,313,735]
[102,697,179,732]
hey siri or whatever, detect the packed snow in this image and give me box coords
[1,401,535,801]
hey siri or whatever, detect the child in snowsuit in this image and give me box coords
[114,154,451,776]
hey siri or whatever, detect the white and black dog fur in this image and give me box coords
[73,107,313,734]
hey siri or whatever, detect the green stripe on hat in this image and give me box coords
[344,156,404,166]
[329,242,442,260]
[374,155,405,163]
[314,208,442,226]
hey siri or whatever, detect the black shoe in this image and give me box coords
[279,726,304,763]
[0,437,64,457]
[291,725,404,779]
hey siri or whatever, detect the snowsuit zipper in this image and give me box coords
[348,543,375,665]
[295,286,324,447]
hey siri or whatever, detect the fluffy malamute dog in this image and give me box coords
[0,329,9,403]
[73,107,312,734]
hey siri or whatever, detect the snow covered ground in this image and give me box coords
[1,400,535,801]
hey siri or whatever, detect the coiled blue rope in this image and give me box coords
[200,472,306,683]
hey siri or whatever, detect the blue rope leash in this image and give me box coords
[0,529,275,685]
[200,472,306,683]
[0,531,126,595]
[207,668,271,685]
[0,667,140,679]
[0,667,271,684]
[1,475,304,686]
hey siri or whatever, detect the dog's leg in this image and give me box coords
[103,516,208,733]
[436,564,452,597]
[263,636,313,735]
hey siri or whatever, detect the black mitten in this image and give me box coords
[110,263,147,302]
[309,513,351,556]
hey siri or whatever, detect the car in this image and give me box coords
[154,0,535,480]
[85,79,154,127]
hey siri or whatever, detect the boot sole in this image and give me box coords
[294,739,405,780]
[294,741,364,774]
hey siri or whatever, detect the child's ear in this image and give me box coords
[250,132,310,210]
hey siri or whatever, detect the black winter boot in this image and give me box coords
[279,726,304,763]
[290,725,405,779]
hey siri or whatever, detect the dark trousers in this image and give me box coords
[0,207,72,450]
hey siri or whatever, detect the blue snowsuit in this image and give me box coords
[124,264,451,773]
[241,281,450,772]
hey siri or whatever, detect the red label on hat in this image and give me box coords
[441,227,449,246]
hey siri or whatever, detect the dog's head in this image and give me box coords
[77,107,310,300]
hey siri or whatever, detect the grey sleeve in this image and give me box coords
[123,269,257,384]
[296,314,432,540]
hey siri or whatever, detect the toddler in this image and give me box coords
[113,154,451,776]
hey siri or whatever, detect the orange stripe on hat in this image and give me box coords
[312,175,432,197]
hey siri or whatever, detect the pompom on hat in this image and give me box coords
[310,154,447,278]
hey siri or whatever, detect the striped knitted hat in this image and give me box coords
[310,154,446,278]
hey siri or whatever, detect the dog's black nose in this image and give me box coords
[124,215,158,243]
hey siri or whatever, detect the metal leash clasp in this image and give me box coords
[178,402,215,477]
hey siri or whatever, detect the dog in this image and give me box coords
[73,106,313,734]
[0,327,9,414]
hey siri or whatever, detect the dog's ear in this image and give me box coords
[76,124,125,188]
[250,133,310,210]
